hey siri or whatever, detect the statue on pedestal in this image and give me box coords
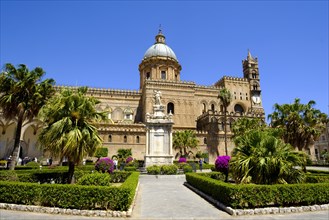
[154,90,162,106]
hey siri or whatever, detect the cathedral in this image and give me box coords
[0,30,265,163]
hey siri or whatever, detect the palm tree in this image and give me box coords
[231,129,306,184]
[232,117,266,138]
[218,88,232,156]
[268,98,328,151]
[173,130,199,158]
[0,63,55,170]
[38,87,107,183]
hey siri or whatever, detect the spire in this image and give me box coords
[247,49,253,60]
[155,25,166,44]
[158,24,162,34]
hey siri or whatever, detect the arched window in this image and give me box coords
[124,108,133,121]
[202,103,206,113]
[136,136,140,143]
[108,135,112,142]
[167,102,174,114]
[221,121,225,130]
[161,71,166,79]
[124,135,127,143]
[234,104,244,113]
[211,104,215,111]
[203,137,207,144]
[146,72,150,79]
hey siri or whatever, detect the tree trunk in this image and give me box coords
[8,110,24,170]
[224,107,228,156]
[67,161,75,184]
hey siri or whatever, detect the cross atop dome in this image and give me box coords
[155,25,166,44]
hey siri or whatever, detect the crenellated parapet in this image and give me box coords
[54,85,141,97]
[144,79,196,89]
[214,76,248,87]
[97,123,146,133]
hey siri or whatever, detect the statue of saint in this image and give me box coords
[154,90,162,105]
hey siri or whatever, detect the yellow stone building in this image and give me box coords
[0,30,265,163]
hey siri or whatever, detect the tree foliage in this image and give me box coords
[268,98,328,151]
[38,87,107,183]
[232,117,266,138]
[231,129,307,184]
[94,147,108,159]
[112,148,132,163]
[173,130,199,158]
[0,63,55,170]
[218,88,232,155]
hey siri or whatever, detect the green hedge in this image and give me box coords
[186,172,329,209]
[305,174,329,183]
[0,172,139,211]
[0,169,132,184]
[146,165,178,175]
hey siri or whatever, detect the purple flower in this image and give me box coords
[95,157,114,173]
[178,157,187,163]
[126,156,133,164]
[215,156,230,173]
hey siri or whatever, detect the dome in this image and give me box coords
[143,30,178,61]
[144,44,177,60]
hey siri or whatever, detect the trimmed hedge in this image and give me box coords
[305,174,329,183]
[0,172,139,211]
[0,169,132,184]
[186,172,329,209]
[146,164,178,175]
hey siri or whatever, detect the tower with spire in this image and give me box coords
[242,50,263,112]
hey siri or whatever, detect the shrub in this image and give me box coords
[95,158,114,173]
[215,156,230,173]
[305,174,329,183]
[186,172,329,209]
[73,169,88,182]
[0,172,139,211]
[85,159,94,165]
[77,172,111,186]
[178,157,187,163]
[124,166,137,172]
[14,166,34,170]
[146,165,178,175]
[161,165,178,175]
[147,165,161,175]
[126,156,133,164]
[110,171,131,183]
[182,164,193,173]
[0,171,19,181]
[25,161,40,169]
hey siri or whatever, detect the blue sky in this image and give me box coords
[1,0,328,120]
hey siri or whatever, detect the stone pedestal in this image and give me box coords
[144,104,174,167]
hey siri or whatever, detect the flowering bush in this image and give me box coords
[126,156,133,164]
[215,156,230,174]
[178,157,187,163]
[95,157,114,173]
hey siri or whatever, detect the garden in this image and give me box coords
[0,157,139,212]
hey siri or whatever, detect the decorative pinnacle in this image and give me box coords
[155,24,165,44]
[158,24,162,34]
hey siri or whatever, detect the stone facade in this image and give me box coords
[0,30,265,163]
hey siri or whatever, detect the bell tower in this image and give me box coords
[139,29,182,89]
[242,50,264,113]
